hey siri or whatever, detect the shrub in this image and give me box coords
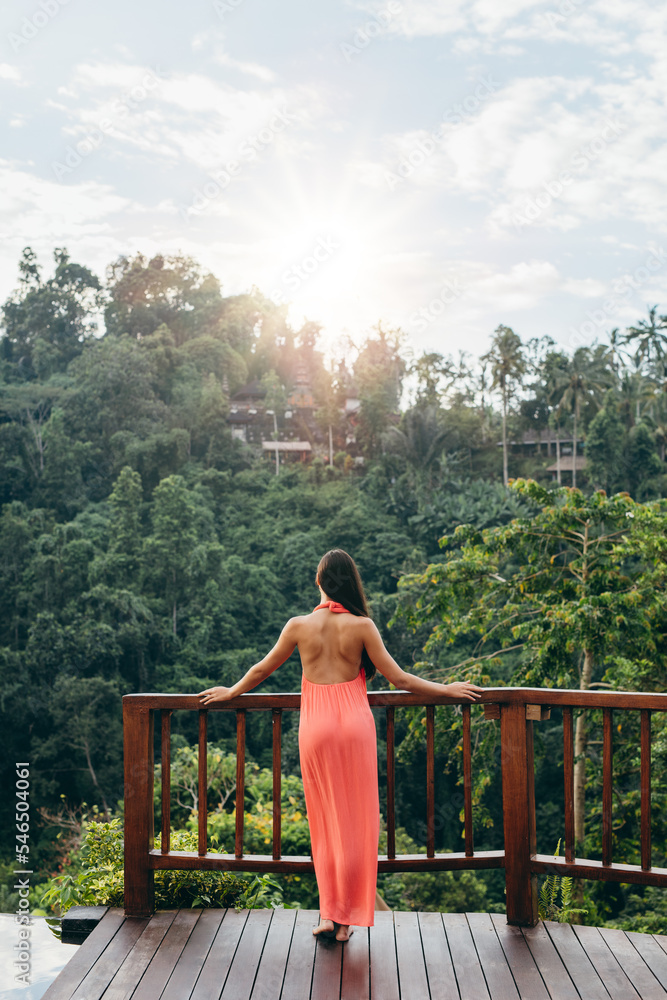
[40,818,253,934]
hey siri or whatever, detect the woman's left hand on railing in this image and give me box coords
[200,686,234,705]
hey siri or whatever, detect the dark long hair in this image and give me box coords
[316,549,376,681]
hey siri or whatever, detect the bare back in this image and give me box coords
[295,609,369,685]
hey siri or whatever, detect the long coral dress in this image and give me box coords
[298,601,380,927]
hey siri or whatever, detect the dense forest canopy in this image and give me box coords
[1,245,666,925]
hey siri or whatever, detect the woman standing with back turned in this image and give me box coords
[200,548,483,942]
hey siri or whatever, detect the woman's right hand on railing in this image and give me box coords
[443,681,484,701]
[200,686,234,705]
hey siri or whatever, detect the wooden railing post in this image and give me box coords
[500,702,538,926]
[123,700,155,917]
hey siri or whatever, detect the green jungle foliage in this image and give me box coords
[2,246,667,926]
[39,817,284,937]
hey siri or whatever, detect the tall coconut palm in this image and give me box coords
[383,404,451,486]
[642,387,667,462]
[481,325,526,485]
[552,345,612,487]
[261,370,288,475]
[542,350,571,485]
[619,354,654,427]
[623,305,667,375]
[607,326,630,377]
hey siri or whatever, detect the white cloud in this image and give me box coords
[561,276,608,298]
[356,54,667,241]
[0,161,138,303]
[0,63,22,82]
[471,259,562,309]
[0,161,132,239]
[214,54,277,82]
[190,29,277,82]
[358,0,660,68]
[470,0,551,35]
[44,60,325,177]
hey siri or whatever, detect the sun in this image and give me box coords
[204,153,417,356]
[224,172,402,344]
[272,212,368,325]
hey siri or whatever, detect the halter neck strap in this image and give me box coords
[313,601,350,614]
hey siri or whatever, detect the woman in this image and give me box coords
[200,548,483,942]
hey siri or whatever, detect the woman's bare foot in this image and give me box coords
[335,924,353,942]
[312,918,335,937]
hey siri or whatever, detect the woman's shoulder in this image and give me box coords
[284,614,308,629]
[287,611,372,627]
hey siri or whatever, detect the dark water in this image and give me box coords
[0,915,79,999]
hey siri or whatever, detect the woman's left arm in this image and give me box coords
[200,618,299,705]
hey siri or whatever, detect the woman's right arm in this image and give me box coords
[200,618,299,705]
[362,620,483,702]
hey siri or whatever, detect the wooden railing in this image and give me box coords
[123,687,667,926]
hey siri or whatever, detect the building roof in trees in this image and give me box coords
[521,429,576,445]
[546,455,588,472]
[261,440,312,451]
[231,379,267,401]
[227,412,257,424]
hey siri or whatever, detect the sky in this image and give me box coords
[1,0,667,365]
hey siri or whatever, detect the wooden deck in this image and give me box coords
[43,907,667,1000]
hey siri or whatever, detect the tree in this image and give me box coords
[313,366,346,465]
[409,352,459,407]
[0,501,49,649]
[584,390,625,494]
[104,252,227,347]
[66,334,168,448]
[0,382,62,481]
[33,676,123,815]
[260,370,288,475]
[146,475,200,635]
[107,466,143,581]
[383,405,451,485]
[607,327,629,376]
[354,324,407,458]
[623,305,667,377]
[625,422,663,499]
[552,345,611,487]
[642,389,667,462]
[1,247,103,379]
[521,346,569,484]
[396,480,667,910]
[481,325,525,485]
[618,354,650,427]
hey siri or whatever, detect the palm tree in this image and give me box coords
[641,388,667,462]
[542,350,571,486]
[313,367,346,465]
[481,325,526,485]
[261,370,288,475]
[383,404,451,485]
[619,354,653,427]
[607,327,630,376]
[623,305,667,375]
[409,351,459,406]
[552,346,611,488]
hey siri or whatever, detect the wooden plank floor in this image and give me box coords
[43,908,667,1000]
